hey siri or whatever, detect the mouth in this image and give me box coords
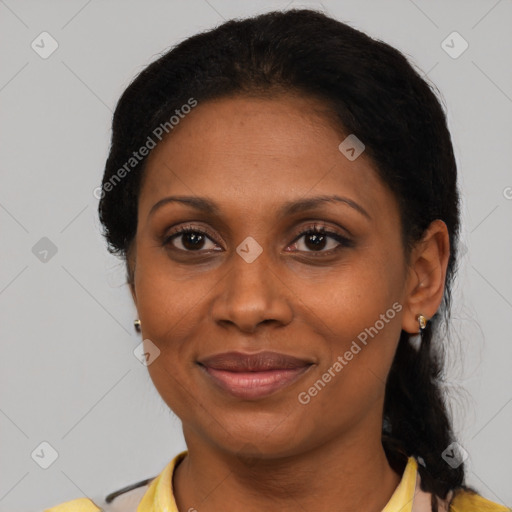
[197,351,314,400]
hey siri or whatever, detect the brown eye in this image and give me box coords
[164,227,220,252]
[288,226,353,254]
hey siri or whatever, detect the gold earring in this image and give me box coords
[134,319,141,332]
[417,314,427,333]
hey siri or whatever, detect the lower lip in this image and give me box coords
[199,365,312,399]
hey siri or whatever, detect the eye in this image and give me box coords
[163,226,221,252]
[162,223,352,254]
[288,224,352,254]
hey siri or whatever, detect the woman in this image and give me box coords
[45,9,508,512]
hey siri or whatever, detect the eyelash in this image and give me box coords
[162,223,353,255]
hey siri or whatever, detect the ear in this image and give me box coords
[126,245,137,307]
[401,219,450,334]
[129,281,137,306]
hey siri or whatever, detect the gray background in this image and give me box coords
[1,0,511,510]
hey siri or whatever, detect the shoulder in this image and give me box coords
[43,480,152,512]
[43,484,151,511]
[42,451,187,512]
[43,497,102,511]
[44,477,155,512]
[450,488,510,512]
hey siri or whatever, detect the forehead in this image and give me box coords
[138,94,397,224]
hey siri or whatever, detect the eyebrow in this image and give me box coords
[148,194,371,221]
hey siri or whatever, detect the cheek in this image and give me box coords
[134,246,214,343]
[300,251,405,399]
[308,250,404,346]
[133,247,217,412]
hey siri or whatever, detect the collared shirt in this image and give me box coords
[44,451,509,512]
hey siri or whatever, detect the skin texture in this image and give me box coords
[129,94,450,512]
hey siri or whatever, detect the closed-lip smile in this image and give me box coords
[197,351,314,399]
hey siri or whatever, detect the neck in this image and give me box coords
[173,428,403,512]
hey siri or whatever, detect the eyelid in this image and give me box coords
[289,221,351,242]
[287,222,353,254]
[163,224,221,248]
[163,221,352,253]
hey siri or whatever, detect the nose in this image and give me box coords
[210,244,294,334]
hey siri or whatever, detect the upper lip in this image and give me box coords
[197,351,313,372]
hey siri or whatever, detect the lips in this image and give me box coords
[198,351,312,371]
[197,351,314,399]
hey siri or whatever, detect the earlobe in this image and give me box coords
[401,219,450,334]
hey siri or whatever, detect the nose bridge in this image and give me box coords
[211,236,292,331]
[228,238,275,300]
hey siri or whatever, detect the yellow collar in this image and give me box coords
[136,451,187,511]
[382,456,418,512]
[137,451,424,512]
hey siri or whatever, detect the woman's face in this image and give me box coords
[131,94,414,458]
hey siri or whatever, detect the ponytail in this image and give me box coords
[383,318,466,508]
